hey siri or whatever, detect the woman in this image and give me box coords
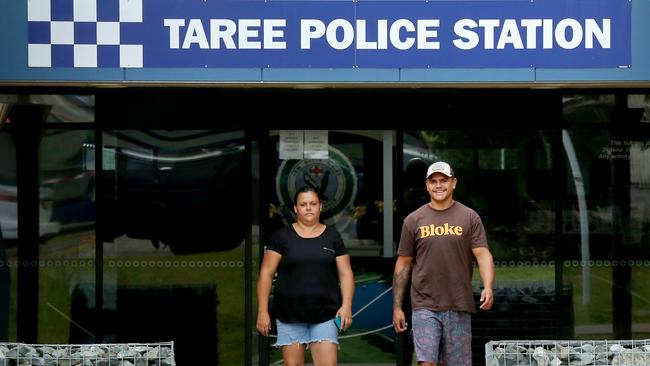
[257,186,355,366]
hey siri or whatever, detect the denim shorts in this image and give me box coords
[273,318,339,347]
[412,308,472,366]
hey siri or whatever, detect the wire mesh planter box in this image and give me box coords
[473,282,575,366]
[0,341,175,366]
[485,339,650,366]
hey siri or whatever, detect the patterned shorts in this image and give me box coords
[412,309,472,366]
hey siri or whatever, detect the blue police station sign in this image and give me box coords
[27,0,631,69]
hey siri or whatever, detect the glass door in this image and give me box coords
[101,130,248,365]
[402,129,559,366]
[562,94,650,341]
[260,130,396,365]
[0,128,16,341]
[37,130,97,343]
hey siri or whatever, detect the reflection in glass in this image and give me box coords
[102,130,246,365]
[562,94,650,340]
[269,131,385,257]
[37,130,96,342]
[0,95,94,123]
[0,130,16,341]
[562,134,650,338]
[562,95,615,124]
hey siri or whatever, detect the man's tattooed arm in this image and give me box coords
[392,258,413,309]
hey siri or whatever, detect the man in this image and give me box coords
[392,161,494,366]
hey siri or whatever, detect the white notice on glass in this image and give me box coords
[279,130,304,160]
[103,147,116,171]
[304,130,328,159]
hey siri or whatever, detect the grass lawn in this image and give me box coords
[488,263,650,329]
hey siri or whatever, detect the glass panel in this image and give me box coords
[563,94,650,340]
[0,95,95,123]
[38,130,96,342]
[251,139,261,366]
[563,95,615,124]
[265,130,394,365]
[0,130,17,341]
[269,130,386,256]
[402,130,558,366]
[102,130,246,365]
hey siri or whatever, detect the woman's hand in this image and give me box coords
[335,254,355,332]
[256,311,272,337]
[335,306,353,331]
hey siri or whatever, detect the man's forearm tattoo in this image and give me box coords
[393,266,411,309]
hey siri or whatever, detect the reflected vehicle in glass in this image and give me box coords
[101,130,247,254]
[0,96,95,243]
[0,130,93,243]
[0,184,61,242]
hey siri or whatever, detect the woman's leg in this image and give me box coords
[310,341,338,366]
[282,343,306,366]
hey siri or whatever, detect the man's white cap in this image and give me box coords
[426,161,454,178]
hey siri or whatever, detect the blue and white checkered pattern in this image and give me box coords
[28,0,143,68]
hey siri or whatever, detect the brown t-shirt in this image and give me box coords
[397,201,487,313]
